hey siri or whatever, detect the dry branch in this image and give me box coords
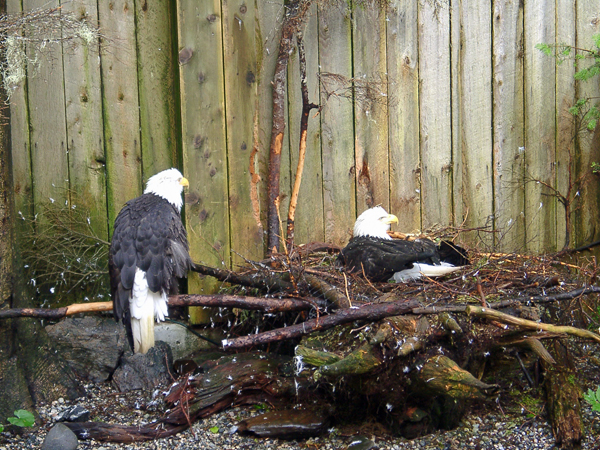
[222,297,421,350]
[285,32,319,249]
[191,262,294,292]
[0,301,112,319]
[170,294,325,313]
[0,294,327,319]
[466,305,600,343]
[267,0,313,253]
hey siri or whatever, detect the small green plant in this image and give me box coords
[536,34,600,133]
[0,409,35,432]
[209,426,219,433]
[584,386,600,412]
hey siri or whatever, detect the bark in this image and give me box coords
[191,262,294,292]
[466,305,600,343]
[285,33,319,249]
[267,0,313,253]
[66,352,303,442]
[222,297,421,350]
[412,355,499,400]
[0,294,327,320]
[542,340,582,449]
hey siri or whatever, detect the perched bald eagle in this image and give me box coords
[339,206,469,282]
[109,168,192,354]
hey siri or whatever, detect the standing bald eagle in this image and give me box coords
[339,206,468,282]
[109,168,192,354]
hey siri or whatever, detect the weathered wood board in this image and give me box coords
[61,0,108,241]
[353,2,389,213]
[418,0,453,230]
[221,0,264,264]
[98,0,143,228]
[492,0,526,252]
[319,1,355,246]
[176,0,230,321]
[136,0,179,176]
[452,1,494,249]
[387,0,421,234]
[523,0,557,253]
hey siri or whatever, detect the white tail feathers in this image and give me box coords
[130,269,169,354]
[392,262,461,283]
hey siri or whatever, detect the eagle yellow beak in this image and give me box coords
[382,214,399,225]
[180,177,189,187]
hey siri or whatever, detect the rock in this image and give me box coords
[41,423,78,450]
[56,405,90,422]
[236,408,330,439]
[154,321,222,360]
[45,316,127,382]
[347,436,379,450]
[112,341,173,392]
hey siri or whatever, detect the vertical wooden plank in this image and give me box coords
[492,0,526,252]
[387,0,421,233]
[574,1,600,248]
[7,1,32,226]
[555,0,575,250]
[524,0,556,253]
[453,1,494,249]
[23,0,69,210]
[176,0,229,304]
[98,0,143,227]
[319,1,355,246]
[353,1,389,212]
[287,3,324,244]
[61,0,108,241]
[222,0,263,263]
[136,0,179,176]
[418,0,452,229]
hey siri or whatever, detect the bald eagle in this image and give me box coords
[109,168,192,354]
[339,206,469,282]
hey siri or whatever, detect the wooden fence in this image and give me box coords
[7,0,600,292]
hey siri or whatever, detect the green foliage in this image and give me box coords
[538,34,600,133]
[0,410,35,431]
[535,43,552,56]
[584,386,600,412]
[592,162,600,174]
[209,426,219,433]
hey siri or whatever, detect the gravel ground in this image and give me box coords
[2,379,600,450]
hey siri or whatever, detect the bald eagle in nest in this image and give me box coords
[109,168,192,354]
[339,206,469,282]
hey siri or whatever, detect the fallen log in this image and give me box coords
[542,340,582,449]
[222,298,421,350]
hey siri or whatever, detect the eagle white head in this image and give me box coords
[353,206,399,240]
[144,168,189,211]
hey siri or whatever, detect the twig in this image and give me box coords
[466,305,600,344]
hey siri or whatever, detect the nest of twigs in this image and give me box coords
[219,229,600,340]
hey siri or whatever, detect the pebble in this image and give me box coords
[0,381,600,449]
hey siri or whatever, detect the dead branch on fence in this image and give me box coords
[267,0,313,253]
[285,32,319,249]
